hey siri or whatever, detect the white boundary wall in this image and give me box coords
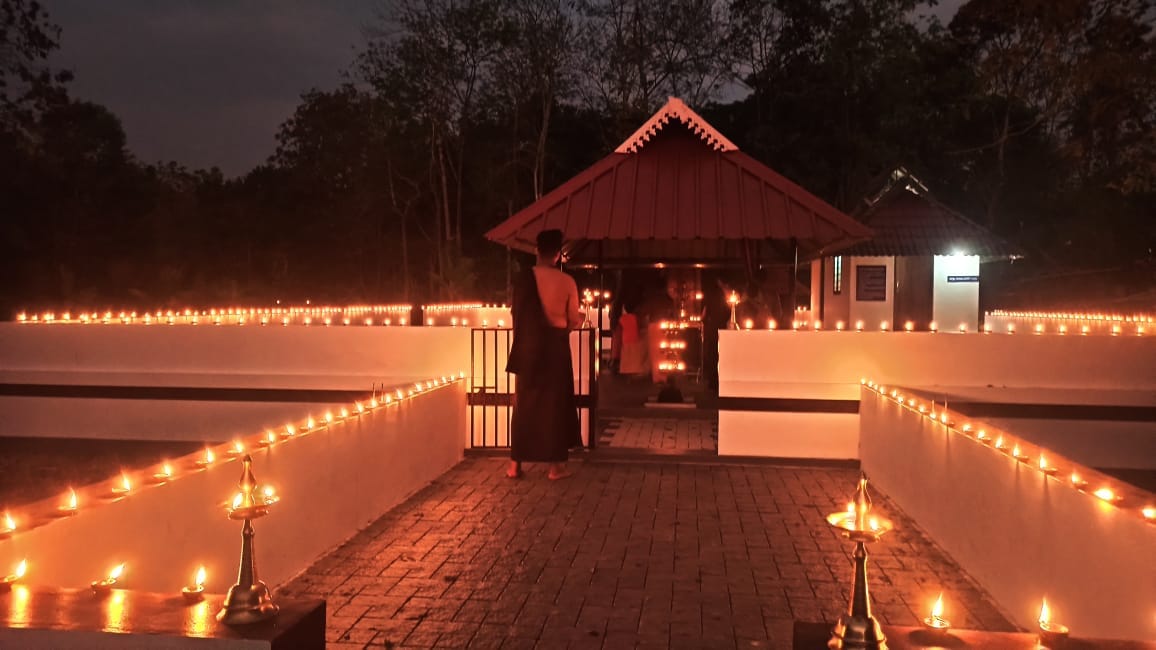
[0,324,471,442]
[859,387,1156,641]
[718,330,1156,459]
[0,383,466,593]
[0,323,470,388]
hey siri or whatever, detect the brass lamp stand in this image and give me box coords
[826,476,892,650]
[217,455,280,626]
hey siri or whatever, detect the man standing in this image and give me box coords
[505,229,584,480]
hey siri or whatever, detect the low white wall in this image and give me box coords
[0,397,349,442]
[0,381,466,593]
[0,324,470,387]
[0,324,471,442]
[717,330,1156,459]
[717,411,857,459]
[720,330,1156,391]
[859,386,1156,641]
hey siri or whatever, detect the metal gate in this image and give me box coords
[467,327,598,448]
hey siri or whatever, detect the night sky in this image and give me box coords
[45,0,962,178]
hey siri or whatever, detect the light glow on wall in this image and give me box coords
[0,371,466,551]
[860,380,1154,527]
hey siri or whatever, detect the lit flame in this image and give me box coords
[194,566,206,588]
[931,593,944,618]
[868,517,880,531]
[286,424,295,436]
[66,488,77,510]
[1070,472,1083,486]
[1142,506,1155,519]
[1094,487,1116,502]
[3,512,14,532]
[162,463,173,477]
[233,441,244,453]
[306,417,315,428]
[12,559,27,579]
[266,431,276,444]
[205,448,215,463]
[1039,455,1048,470]
[109,563,125,581]
[262,485,276,500]
[994,436,1005,449]
[120,473,131,491]
[1039,598,1051,627]
[1012,444,1022,458]
[231,493,243,509]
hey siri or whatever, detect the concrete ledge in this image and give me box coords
[0,324,470,382]
[0,381,466,592]
[718,411,857,459]
[0,587,323,649]
[859,386,1156,640]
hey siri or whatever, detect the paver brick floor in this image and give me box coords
[598,417,717,451]
[278,456,1016,649]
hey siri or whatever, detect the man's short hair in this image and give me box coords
[536,229,564,257]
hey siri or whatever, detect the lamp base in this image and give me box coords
[216,581,279,626]
[828,613,888,650]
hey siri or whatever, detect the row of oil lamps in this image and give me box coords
[0,372,466,601]
[14,310,535,328]
[916,591,1069,644]
[0,560,205,601]
[725,317,1148,335]
[861,380,1156,526]
[989,309,1154,324]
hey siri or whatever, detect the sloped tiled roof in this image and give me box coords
[485,98,872,266]
[842,170,1023,258]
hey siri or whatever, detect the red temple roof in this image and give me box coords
[485,97,871,267]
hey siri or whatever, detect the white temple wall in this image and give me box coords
[848,256,895,327]
[0,323,469,386]
[0,383,466,593]
[0,324,470,441]
[718,330,1156,459]
[859,388,1155,641]
[932,254,980,331]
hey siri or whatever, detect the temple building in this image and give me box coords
[809,168,1022,332]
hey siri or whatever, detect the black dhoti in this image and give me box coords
[506,269,580,462]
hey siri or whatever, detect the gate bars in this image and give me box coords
[467,327,598,449]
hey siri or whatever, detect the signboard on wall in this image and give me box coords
[947,275,979,283]
[856,265,888,301]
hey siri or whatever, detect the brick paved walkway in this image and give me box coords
[278,457,1015,649]
[598,417,717,451]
